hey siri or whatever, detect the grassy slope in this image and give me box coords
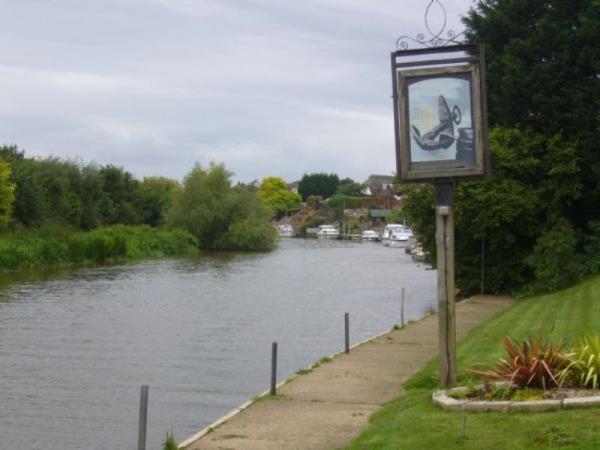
[349,276,600,450]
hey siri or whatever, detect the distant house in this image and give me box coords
[287,180,300,194]
[363,175,396,196]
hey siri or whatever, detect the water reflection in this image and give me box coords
[0,239,436,449]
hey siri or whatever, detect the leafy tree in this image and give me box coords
[404,128,583,295]
[98,165,142,225]
[257,176,301,215]
[403,1,598,295]
[336,181,365,197]
[137,177,180,227]
[298,172,340,200]
[465,1,598,234]
[167,163,276,251]
[386,210,406,224]
[0,158,15,229]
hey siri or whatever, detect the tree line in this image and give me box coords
[403,0,600,296]
[0,146,277,253]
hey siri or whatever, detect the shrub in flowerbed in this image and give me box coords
[471,335,569,390]
[558,335,600,389]
[446,334,600,402]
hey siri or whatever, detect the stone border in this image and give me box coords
[433,387,600,412]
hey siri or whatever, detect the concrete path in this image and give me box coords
[181,296,513,450]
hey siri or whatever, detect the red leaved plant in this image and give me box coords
[470,335,570,389]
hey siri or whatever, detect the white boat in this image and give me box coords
[361,230,380,241]
[317,224,339,239]
[277,224,294,237]
[381,224,412,248]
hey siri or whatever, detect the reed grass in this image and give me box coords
[0,225,198,271]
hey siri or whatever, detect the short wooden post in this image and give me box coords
[138,385,149,450]
[435,182,457,388]
[401,287,406,327]
[344,313,350,354]
[270,342,278,396]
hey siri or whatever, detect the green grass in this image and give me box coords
[0,225,198,272]
[348,276,600,450]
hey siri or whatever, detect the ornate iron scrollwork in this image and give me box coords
[396,0,465,50]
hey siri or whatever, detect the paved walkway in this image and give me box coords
[181,296,513,450]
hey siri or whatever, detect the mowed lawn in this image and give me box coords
[348,275,600,450]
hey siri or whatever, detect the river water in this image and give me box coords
[0,238,436,450]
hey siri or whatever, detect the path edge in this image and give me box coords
[177,312,434,448]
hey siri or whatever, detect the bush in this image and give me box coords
[527,218,579,293]
[217,216,278,252]
[327,194,362,210]
[162,431,178,450]
[471,335,569,389]
[0,225,198,271]
[167,164,277,251]
[559,335,600,389]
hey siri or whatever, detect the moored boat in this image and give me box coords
[361,230,380,241]
[381,224,412,247]
[277,224,294,237]
[317,224,340,239]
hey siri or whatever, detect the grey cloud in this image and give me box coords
[1,0,473,182]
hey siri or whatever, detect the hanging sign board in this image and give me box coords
[392,45,489,182]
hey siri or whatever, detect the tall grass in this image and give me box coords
[0,225,198,271]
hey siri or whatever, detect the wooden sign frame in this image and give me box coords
[392,45,489,183]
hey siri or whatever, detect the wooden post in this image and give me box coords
[138,385,149,450]
[270,342,278,396]
[480,236,485,295]
[344,313,350,354]
[435,182,457,388]
[401,287,406,327]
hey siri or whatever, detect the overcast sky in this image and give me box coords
[2,0,474,183]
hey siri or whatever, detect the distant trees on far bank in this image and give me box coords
[257,177,301,216]
[0,146,277,252]
[167,164,277,251]
[298,172,340,200]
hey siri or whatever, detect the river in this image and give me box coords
[0,238,436,449]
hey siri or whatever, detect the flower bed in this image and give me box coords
[432,334,600,412]
[433,385,600,412]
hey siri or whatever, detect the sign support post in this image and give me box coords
[435,182,456,387]
[391,1,488,389]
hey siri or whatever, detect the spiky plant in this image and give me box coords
[559,335,600,389]
[470,335,569,389]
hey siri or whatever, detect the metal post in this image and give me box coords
[138,385,149,450]
[435,182,457,388]
[401,287,406,327]
[344,313,350,354]
[270,342,278,396]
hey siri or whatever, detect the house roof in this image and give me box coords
[363,175,396,192]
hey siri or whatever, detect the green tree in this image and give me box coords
[404,128,582,295]
[137,177,180,227]
[336,181,365,197]
[0,159,15,228]
[298,172,340,200]
[257,177,301,216]
[401,1,598,295]
[465,0,599,235]
[167,163,276,251]
[98,165,142,225]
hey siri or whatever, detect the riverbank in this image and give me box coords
[179,295,513,449]
[0,225,198,272]
[349,275,600,449]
